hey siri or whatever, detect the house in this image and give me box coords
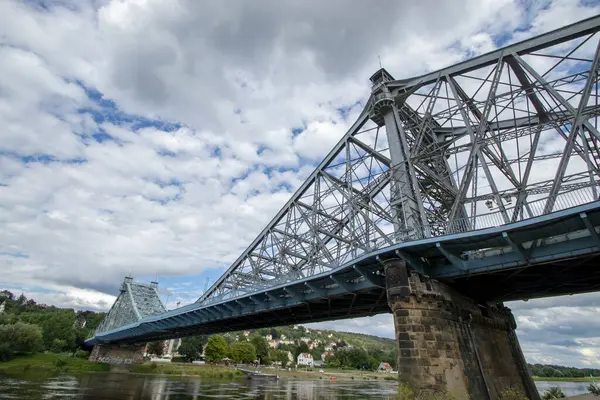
[300,337,311,343]
[378,362,393,373]
[314,360,325,367]
[293,325,299,330]
[0,301,5,314]
[268,340,278,349]
[321,352,330,361]
[243,331,250,337]
[280,334,287,340]
[297,353,314,367]
[265,334,273,341]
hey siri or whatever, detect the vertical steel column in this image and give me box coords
[370,73,428,240]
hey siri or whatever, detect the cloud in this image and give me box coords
[0,0,598,368]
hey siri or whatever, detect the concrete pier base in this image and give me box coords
[88,343,146,364]
[385,259,539,400]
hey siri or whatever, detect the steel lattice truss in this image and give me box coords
[96,277,166,334]
[198,16,600,305]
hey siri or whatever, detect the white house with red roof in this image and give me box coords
[377,362,393,373]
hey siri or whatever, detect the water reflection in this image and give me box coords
[1,372,592,399]
[0,372,399,400]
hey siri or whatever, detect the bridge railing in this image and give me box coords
[389,186,598,244]
[199,187,597,306]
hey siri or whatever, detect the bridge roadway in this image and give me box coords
[85,200,600,346]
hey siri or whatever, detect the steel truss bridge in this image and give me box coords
[87,15,600,346]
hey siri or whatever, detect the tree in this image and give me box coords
[270,349,290,368]
[0,322,43,356]
[20,310,76,351]
[205,335,229,362]
[178,335,208,362]
[251,335,270,364]
[230,342,256,364]
[294,342,309,360]
[147,341,165,356]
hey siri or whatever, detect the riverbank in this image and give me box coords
[0,354,394,382]
[533,376,598,382]
[0,354,110,374]
[130,363,243,378]
[253,367,397,381]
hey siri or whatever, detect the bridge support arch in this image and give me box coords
[89,343,146,365]
[385,259,539,400]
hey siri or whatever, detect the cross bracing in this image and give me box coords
[95,277,166,335]
[198,15,600,305]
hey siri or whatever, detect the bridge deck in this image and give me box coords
[86,201,600,346]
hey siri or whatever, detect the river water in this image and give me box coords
[0,372,592,399]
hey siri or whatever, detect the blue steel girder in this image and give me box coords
[85,200,600,345]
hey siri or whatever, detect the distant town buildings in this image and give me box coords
[0,301,5,314]
[297,352,314,367]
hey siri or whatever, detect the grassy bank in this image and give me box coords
[253,367,397,381]
[129,363,243,378]
[533,376,599,382]
[0,353,110,374]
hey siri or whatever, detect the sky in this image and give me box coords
[0,0,599,368]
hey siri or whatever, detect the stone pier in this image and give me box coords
[385,259,539,400]
[88,343,146,365]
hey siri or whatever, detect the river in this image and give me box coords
[0,372,592,399]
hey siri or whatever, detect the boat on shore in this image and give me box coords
[238,368,279,380]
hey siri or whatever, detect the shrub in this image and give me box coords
[0,322,43,354]
[51,339,68,353]
[0,343,14,362]
[397,383,414,400]
[499,387,528,400]
[74,350,90,359]
[589,382,600,396]
[54,357,68,368]
[541,387,566,399]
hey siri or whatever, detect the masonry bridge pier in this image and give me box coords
[87,16,600,400]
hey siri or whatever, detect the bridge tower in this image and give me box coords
[89,277,166,364]
[370,68,540,399]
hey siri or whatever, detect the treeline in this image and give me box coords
[151,334,292,366]
[223,326,397,369]
[149,331,396,370]
[0,291,105,360]
[529,363,600,378]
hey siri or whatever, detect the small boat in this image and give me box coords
[238,368,279,380]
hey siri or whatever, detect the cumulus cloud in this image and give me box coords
[0,0,598,367]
